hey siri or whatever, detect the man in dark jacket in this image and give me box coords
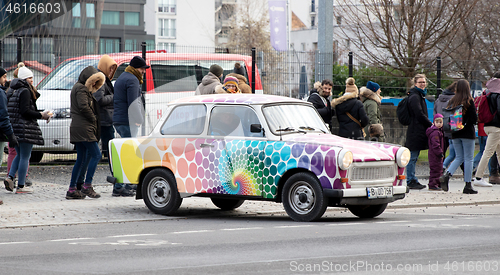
[405,74,432,189]
[195,64,223,95]
[113,56,149,196]
[308,79,334,132]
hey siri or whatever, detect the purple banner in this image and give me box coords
[268,0,287,51]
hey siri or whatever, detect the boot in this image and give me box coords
[489,173,500,184]
[439,172,451,192]
[463,182,478,194]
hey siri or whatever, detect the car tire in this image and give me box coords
[347,203,388,219]
[210,198,245,210]
[29,151,44,163]
[142,168,182,215]
[282,172,328,222]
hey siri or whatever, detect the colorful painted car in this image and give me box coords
[108,94,410,222]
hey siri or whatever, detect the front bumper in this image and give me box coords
[324,185,408,205]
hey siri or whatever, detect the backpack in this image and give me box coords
[396,94,411,125]
[475,90,497,124]
[442,105,464,133]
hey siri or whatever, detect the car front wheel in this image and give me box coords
[142,168,182,215]
[347,203,388,218]
[282,172,328,222]
[210,198,245,210]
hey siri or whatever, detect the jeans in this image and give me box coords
[100,125,115,158]
[70,142,101,188]
[406,150,420,182]
[9,142,33,187]
[0,142,5,167]
[443,139,456,169]
[447,138,475,182]
[473,136,487,169]
[113,124,136,190]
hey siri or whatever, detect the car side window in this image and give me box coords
[209,106,262,137]
[161,105,207,135]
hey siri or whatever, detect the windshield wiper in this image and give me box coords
[276,127,306,134]
[299,126,326,133]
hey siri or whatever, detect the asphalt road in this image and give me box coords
[1,205,499,275]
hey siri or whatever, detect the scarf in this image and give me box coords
[125,66,143,84]
[415,86,427,96]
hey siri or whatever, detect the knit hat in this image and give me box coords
[210,64,224,78]
[345,77,358,94]
[366,81,380,93]
[13,62,25,78]
[233,62,245,75]
[0,67,6,77]
[224,76,239,86]
[129,56,150,69]
[434,113,443,121]
[17,66,33,80]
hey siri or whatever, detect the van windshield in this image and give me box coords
[150,60,246,93]
[37,59,99,90]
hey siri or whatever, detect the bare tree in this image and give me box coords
[335,0,479,86]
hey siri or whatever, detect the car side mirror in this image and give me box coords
[250,124,262,133]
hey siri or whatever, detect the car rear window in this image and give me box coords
[37,59,99,90]
[161,104,207,135]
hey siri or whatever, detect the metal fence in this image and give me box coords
[0,37,493,163]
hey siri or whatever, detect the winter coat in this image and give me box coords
[484,80,500,128]
[433,88,454,139]
[113,71,144,125]
[227,73,252,94]
[450,99,477,140]
[195,72,222,95]
[404,87,432,151]
[332,91,369,139]
[70,66,105,143]
[307,91,334,131]
[93,70,114,127]
[6,79,44,145]
[0,85,14,141]
[360,87,383,141]
[426,125,444,157]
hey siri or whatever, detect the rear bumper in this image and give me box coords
[324,185,408,205]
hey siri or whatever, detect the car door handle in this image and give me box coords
[200,143,215,148]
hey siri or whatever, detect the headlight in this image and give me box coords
[338,149,353,170]
[51,108,71,118]
[397,147,411,167]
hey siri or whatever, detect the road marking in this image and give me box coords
[274,225,314,229]
[49,238,95,242]
[108,234,157,238]
[69,239,178,246]
[0,241,32,245]
[222,227,264,231]
[394,223,492,229]
[418,218,452,222]
[171,230,214,234]
[374,220,411,224]
[326,222,366,226]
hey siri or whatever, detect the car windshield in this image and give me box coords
[37,59,99,90]
[262,104,329,134]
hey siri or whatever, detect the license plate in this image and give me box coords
[367,187,393,199]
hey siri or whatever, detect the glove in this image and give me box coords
[8,133,18,148]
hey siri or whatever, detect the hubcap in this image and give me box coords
[289,181,315,215]
[148,177,171,208]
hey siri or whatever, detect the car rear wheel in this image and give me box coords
[210,198,245,210]
[30,151,44,163]
[282,172,328,222]
[142,168,182,215]
[347,203,388,218]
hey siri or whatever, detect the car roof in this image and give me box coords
[169,94,308,105]
[64,52,253,64]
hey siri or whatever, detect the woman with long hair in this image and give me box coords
[440,79,478,194]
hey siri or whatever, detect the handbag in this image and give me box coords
[442,105,464,133]
[346,112,366,137]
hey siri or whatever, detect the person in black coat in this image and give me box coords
[332,77,369,139]
[307,79,334,132]
[404,74,433,190]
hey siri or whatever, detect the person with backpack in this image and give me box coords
[434,82,457,172]
[472,76,500,187]
[439,79,477,194]
[404,74,432,189]
[360,81,384,142]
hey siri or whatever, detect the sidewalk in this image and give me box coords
[1,167,500,229]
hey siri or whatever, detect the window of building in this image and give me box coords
[125,39,138,51]
[158,42,176,53]
[72,3,81,28]
[86,3,95,28]
[102,11,120,25]
[158,19,176,38]
[124,12,140,26]
[336,16,342,25]
[145,40,155,51]
[158,0,176,14]
[100,38,120,54]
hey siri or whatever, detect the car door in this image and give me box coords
[206,105,265,197]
